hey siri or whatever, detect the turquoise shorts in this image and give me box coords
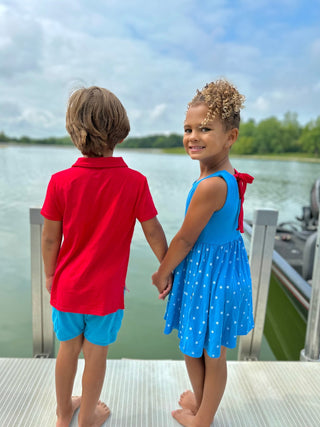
[52,307,124,346]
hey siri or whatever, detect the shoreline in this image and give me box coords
[1,142,319,163]
[161,147,320,163]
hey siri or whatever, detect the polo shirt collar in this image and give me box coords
[72,157,127,169]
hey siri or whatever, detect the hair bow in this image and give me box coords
[234,169,254,233]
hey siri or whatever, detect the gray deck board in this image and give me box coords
[0,358,319,426]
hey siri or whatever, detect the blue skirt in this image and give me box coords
[164,238,254,358]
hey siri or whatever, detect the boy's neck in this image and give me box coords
[102,148,114,157]
[84,149,114,158]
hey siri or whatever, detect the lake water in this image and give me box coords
[0,145,318,360]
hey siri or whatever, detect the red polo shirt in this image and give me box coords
[41,157,157,315]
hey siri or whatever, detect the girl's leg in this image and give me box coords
[77,338,110,427]
[180,354,205,413]
[55,334,83,427]
[173,346,227,427]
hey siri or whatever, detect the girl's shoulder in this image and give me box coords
[194,170,236,189]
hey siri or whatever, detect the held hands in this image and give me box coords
[152,271,173,300]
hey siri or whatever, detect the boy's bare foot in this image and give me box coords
[56,396,81,427]
[172,408,198,427]
[179,390,198,414]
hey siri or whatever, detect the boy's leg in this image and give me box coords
[55,334,83,427]
[78,338,110,427]
[173,346,227,427]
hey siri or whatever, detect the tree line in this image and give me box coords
[1,112,319,156]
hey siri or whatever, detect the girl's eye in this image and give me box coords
[184,129,192,134]
[201,127,210,132]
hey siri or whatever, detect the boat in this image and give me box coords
[265,178,319,360]
[274,177,319,282]
[245,178,319,360]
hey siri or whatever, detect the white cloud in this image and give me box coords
[0,0,319,137]
[251,96,269,114]
[150,104,167,120]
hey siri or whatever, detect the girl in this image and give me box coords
[152,79,254,427]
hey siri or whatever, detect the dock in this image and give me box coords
[1,358,320,426]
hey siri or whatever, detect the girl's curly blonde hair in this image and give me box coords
[66,86,130,157]
[189,79,245,130]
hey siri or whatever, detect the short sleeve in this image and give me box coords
[41,176,63,221]
[135,178,158,222]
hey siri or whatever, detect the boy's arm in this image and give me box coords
[140,217,172,298]
[140,217,168,263]
[41,218,62,293]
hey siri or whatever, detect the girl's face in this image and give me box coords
[183,104,236,163]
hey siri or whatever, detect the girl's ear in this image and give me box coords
[228,128,239,147]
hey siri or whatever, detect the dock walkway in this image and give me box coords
[1,358,319,426]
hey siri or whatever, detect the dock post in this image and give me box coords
[238,209,278,361]
[30,208,55,358]
[301,212,320,362]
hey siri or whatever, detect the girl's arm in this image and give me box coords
[152,177,227,299]
[41,218,62,293]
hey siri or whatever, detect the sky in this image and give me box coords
[0,0,319,139]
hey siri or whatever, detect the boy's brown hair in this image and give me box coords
[66,86,130,157]
[189,79,245,131]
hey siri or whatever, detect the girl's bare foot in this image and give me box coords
[172,408,198,427]
[56,396,81,427]
[88,401,111,427]
[179,390,198,414]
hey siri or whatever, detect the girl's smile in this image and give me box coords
[188,145,205,153]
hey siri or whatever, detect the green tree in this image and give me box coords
[298,117,320,156]
[0,131,11,142]
[233,119,257,154]
[254,117,282,153]
[280,112,302,152]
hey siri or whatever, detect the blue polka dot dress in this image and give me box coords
[164,170,254,358]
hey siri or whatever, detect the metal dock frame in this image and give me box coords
[30,208,54,358]
[301,211,320,362]
[29,207,280,361]
[238,209,278,360]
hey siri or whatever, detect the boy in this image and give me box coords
[41,86,169,426]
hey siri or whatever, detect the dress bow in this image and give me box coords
[234,169,254,233]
